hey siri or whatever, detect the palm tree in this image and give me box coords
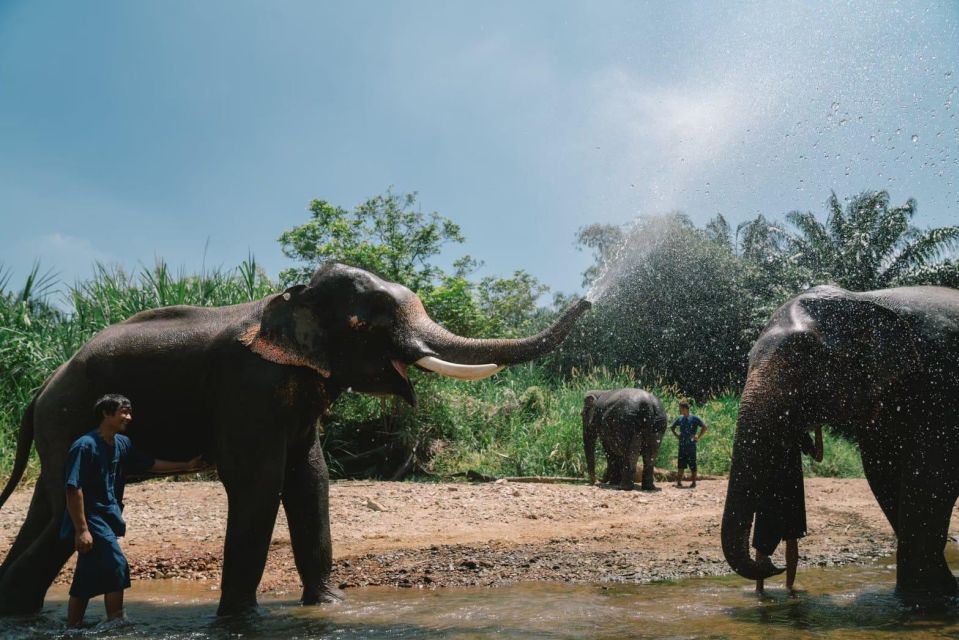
[784,191,959,291]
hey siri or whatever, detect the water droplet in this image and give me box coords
[911,134,919,143]
[831,101,840,112]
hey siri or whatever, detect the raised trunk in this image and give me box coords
[415,299,590,366]
[721,385,786,580]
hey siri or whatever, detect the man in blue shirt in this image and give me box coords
[670,401,707,488]
[63,394,202,628]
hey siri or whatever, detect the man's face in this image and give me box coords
[680,406,690,417]
[105,405,133,431]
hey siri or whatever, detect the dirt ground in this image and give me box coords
[2,477,956,595]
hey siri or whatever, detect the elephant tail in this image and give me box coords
[0,394,37,511]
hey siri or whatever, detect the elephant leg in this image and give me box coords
[894,422,958,600]
[895,485,958,599]
[640,449,656,491]
[619,432,639,491]
[217,442,286,616]
[0,476,73,614]
[0,476,53,581]
[600,434,618,484]
[282,433,341,605]
[860,434,901,537]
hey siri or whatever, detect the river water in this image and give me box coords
[3,549,957,639]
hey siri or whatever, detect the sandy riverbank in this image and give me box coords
[2,478,955,595]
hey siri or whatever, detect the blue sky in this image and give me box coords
[1,1,957,301]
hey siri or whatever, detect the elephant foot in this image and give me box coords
[216,595,259,617]
[640,484,660,492]
[895,576,959,607]
[302,584,345,605]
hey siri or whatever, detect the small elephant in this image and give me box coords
[0,263,590,616]
[582,388,667,490]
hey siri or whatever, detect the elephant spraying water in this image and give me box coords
[0,263,590,616]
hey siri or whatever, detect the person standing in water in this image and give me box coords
[670,400,707,488]
[753,425,824,595]
[63,394,202,627]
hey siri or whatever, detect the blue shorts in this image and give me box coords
[678,445,697,471]
[69,535,130,599]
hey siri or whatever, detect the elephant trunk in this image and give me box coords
[413,298,590,366]
[721,377,786,580]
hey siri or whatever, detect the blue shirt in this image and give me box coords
[672,415,704,450]
[60,430,155,541]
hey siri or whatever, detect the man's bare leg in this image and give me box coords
[785,539,799,593]
[104,591,124,621]
[690,468,697,488]
[67,596,89,628]
[676,467,684,487]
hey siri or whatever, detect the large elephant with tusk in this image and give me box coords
[0,263,590,616]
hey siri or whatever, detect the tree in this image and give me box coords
[784,191,959,291]
[558,213,755,396]
[278,190,465,291]
[575,223,626,288]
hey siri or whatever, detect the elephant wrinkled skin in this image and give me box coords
[721,285,959,599]
[0,263,590,616]
[582,388,667,491]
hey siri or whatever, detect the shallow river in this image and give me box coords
[3,549,958,639]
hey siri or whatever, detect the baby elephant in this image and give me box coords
[582,388,667,490]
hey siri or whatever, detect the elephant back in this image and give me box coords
[598,388,665,430]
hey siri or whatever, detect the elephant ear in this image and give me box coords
[239,285,332,378]
[803,292,919,408]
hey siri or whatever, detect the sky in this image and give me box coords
[1,1,957,303]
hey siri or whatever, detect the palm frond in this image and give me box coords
[881,226,959,286]
[891,260,959,288]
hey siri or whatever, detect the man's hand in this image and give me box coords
[74,529,93,554]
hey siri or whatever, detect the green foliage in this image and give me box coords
[278,190,550,338]
[738,190,959,292]
[344,366,863,480]
[559,213,755,396]
[278,190,465,292]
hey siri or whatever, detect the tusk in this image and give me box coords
[415,356,504,381]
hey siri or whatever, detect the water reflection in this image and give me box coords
[3,557,957,639]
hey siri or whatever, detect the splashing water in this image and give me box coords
[6,553,957,639]
[584,215,686,305]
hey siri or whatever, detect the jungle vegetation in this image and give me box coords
[2,189,957,482]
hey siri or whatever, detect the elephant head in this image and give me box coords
[242,263,591,404]
[722,285,919,579]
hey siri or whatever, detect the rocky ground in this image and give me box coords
[2,477,954,596]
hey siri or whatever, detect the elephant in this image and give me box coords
[0,263,590,616]
[721,284,959,599]
[582,388,667,490]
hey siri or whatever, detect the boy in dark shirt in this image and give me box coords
[63,394,201,627]
[670,401,707,488]
[753,425,824,595]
